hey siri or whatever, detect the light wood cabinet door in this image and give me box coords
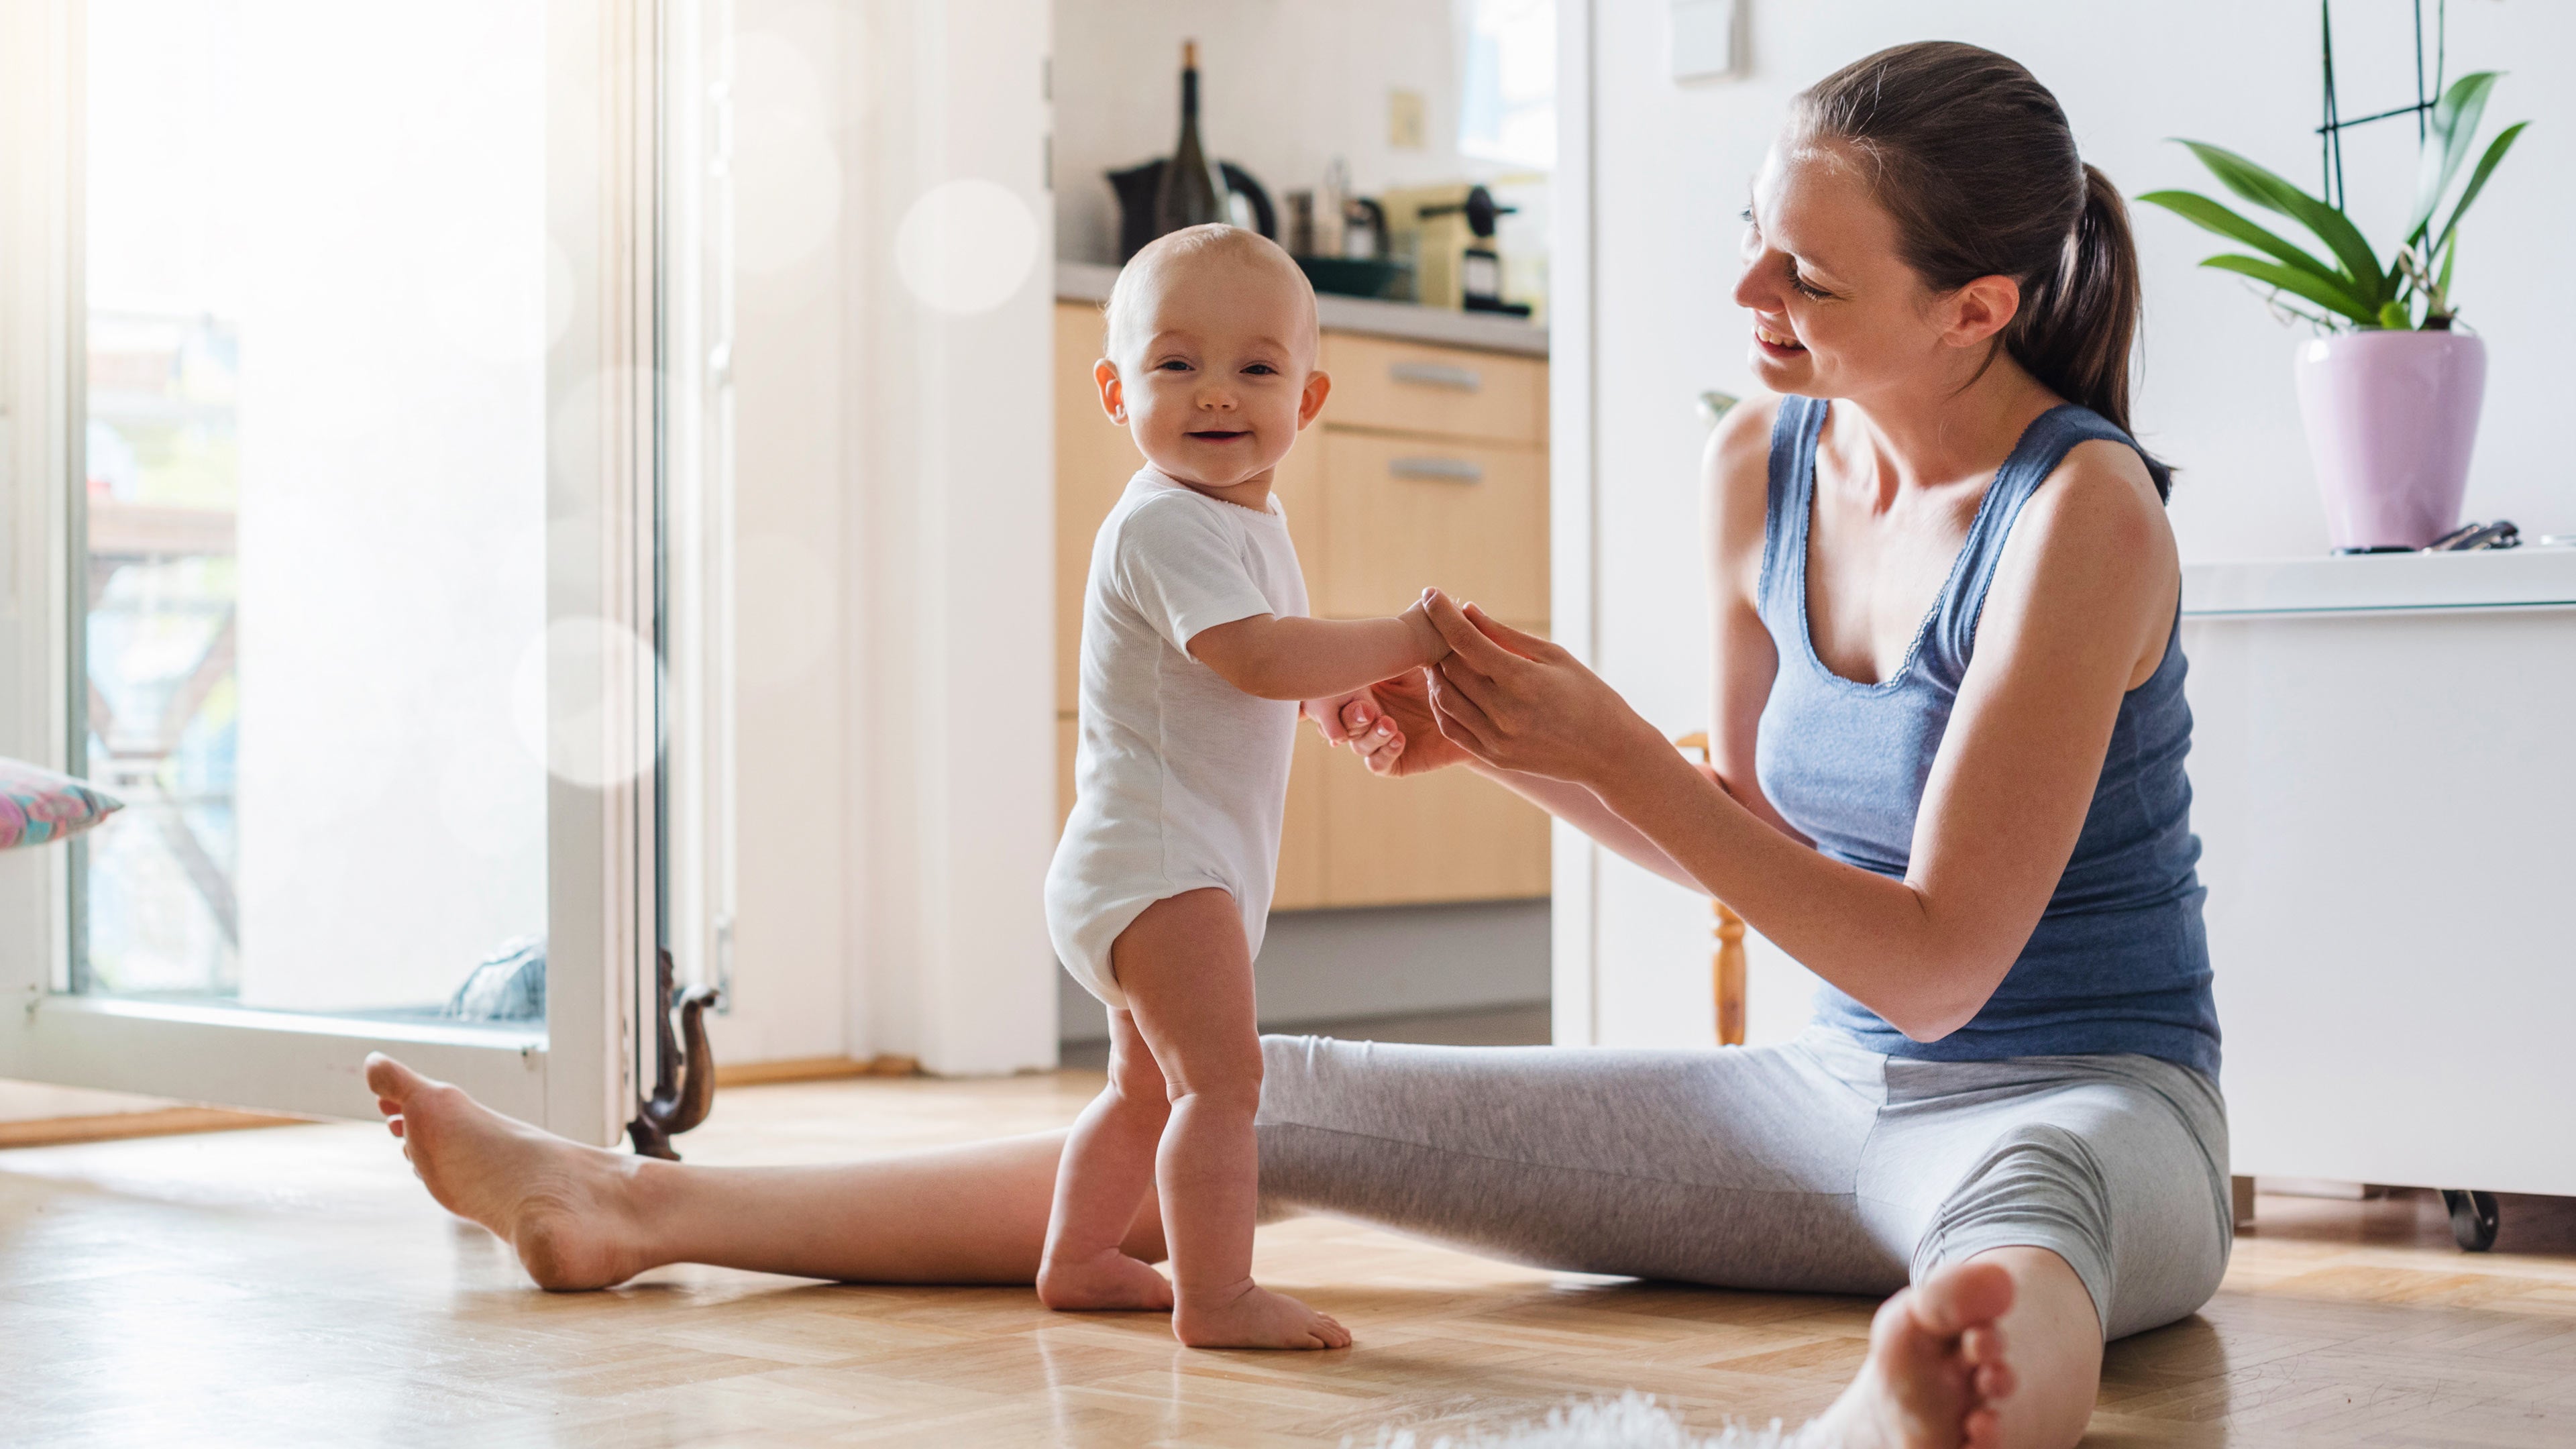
[1274,728,1328,911]
[1317,431,1548,621]
[1320,734,1552,906]
[1322,332,1546,445]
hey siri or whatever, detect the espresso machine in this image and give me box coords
[1379,182,1529,315]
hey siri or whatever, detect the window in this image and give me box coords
[1458,0,1556,172]
[78,0,551,1020]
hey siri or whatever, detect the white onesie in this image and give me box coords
[1045,467,1308,1010]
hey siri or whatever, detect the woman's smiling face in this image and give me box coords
[1733,142,1973,402]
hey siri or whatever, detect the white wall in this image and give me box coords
[1581,0,2576,1048]
[1053,0,1504,264]
[710,0,853,1064]
[708,0,1059,1075]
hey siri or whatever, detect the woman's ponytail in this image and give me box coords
[1792,46,2168,498]
[2013,166,2145,445]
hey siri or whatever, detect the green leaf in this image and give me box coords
[2433,121,2528,255]
[2177,140,2388,305]
[2437,231,2457,297]
[2137,190,2371,313]
[2409,71,2502,244]
[2377,299,2413,329]
[2198,254,2381,325]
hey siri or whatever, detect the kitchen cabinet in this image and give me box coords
[1052,297,1551,909]
[2182,550,2576,1225]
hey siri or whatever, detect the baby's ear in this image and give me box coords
[1297,368,1332,428]
[1093,358,1125,422]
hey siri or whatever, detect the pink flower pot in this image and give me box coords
[2292,330,2487,551]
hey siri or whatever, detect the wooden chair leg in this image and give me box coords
[1715,900,1746,1046]
[1674,731,1750,1047]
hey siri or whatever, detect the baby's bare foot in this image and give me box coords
[1173,1281,1352,1350]
[364,1053,647,1291]
[1037,1248,1177,1312]
[1808,1258,2018,1449]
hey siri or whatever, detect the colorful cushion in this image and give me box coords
[0,757,123,849]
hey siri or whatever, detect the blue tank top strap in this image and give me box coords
[1927,403,2147,677]
[1758,396,1831,624]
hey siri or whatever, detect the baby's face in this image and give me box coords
[1099,255,1328,493]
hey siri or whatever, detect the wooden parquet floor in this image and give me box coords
[5,1070,2575,1447]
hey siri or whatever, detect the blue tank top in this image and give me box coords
[1753,396,2219,1077]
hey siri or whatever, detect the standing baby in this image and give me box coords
[1041,225,1448,1350]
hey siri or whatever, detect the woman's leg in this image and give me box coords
[1809,1246,2096,1449]
[1839,1053,2233,1448]
[364,1053,1165,1287]
[1036,1008,1177,1311]
[1252,1030,1904,1290]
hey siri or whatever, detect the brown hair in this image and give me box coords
[1790,42,2166,496]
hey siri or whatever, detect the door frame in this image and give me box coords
[1549,0,1601,1046]
[0,0,665,1146]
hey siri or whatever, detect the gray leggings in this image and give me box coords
[1253,1026,2232,1340]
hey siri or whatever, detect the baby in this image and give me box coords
[1040,225,1448,1350]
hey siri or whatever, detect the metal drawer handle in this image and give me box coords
[1389,360,1483,392]
[1390,457,1484,483]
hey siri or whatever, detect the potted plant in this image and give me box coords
[2143,38,2528,551]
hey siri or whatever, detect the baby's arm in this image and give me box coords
[1187,597,1449,702]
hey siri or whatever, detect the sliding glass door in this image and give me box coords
[0,0,678,1144]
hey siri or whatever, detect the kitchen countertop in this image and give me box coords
[1056,260,1550,358]
[2182,547,2576,616]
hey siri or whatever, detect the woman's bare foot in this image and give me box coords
[1036,1248,1177,1312]
[1808,1258,2019,1449]
[364,1053,649,1291]
[1172,1281,1352,1350]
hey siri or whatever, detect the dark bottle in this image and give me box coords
[1152,40,1228,237]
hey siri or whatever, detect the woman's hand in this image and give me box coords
[1420,591,1668,786]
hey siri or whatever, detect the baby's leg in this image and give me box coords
[1037,1007,1177,1311]
[1118,888,1351,1350]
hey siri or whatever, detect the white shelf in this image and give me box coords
[2182,547,2576,617]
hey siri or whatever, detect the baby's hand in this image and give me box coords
[1301,689,1377,745]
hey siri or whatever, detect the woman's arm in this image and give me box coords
[1419,442,2178,1042]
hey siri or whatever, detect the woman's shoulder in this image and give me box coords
[1988,427,2178,650]
[2022,428,2165,549]
[1703,393,1795,598]
[1701,392,1794,506]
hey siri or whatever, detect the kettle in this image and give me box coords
[1108,159,1277,262]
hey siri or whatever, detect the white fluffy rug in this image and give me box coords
[1349,1393,1822,1449]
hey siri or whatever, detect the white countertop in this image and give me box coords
[1055,260,1550,358]
[2182,547,2576,616]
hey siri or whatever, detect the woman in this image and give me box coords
[366,42,2226,1449]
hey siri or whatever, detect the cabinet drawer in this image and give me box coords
[1318,431,1547,620]
[1321,741,1551,906]
[1322,333,1545,445]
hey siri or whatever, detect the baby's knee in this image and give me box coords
[1106,1058,1172,1115]
[1166,1059,1265,1118]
